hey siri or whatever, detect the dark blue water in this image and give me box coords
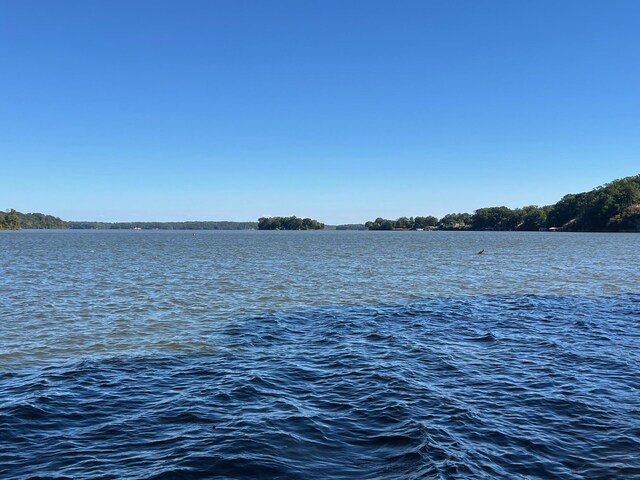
[1,232,640,478]
[3,296,640,479]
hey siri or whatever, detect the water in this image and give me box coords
[1,230,639,479]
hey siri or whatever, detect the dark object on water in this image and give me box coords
[477,249,485,255]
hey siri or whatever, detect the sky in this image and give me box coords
[1,0,639,223]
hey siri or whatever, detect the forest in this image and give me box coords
[3,174,639,232]
[258,216,325,230]
[365,174,640,232]
[0,210,67,230]
[67,221,258,230]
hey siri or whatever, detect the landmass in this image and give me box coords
[2,174,639,232]
[67,221,258,230]
[258,216,324,230]
[0,210,67,230]
[365,174,640,232]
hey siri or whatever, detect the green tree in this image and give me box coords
[439,213,471,230]
[414,216,438,228]
[395,217,412,229]
[4,209,21,230]
[518,205,547,231]
[471,207,518,230]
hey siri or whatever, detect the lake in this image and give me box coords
[1,230,639,478]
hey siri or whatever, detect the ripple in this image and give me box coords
[1,295,639,479]
[2,231,640,478]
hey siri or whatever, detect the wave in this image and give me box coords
[2,295,639,479]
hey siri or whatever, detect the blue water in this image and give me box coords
[1,231,639,479]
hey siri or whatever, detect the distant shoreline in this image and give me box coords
[2,173,639,232]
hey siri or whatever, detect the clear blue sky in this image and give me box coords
[1,1,638,223]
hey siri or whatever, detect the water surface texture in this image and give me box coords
[1,231,639,479]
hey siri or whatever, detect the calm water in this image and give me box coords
[1,230,639,479]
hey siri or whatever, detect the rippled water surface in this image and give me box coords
[1,231,639,479]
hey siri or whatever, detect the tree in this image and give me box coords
[518,205,547,231]
[471,207,518,230]
[395,217,412,229]
[439,213,471,230]
[414,216,438,228]
[3,209,21,230]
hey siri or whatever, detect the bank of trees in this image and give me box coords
[0,209,21,229]
[0,209,67,230]
[4,174,639,233]
[258,216,325,230]
[366,216,438,230]
[471,205,551,231]
[546,175,640,231]
[335,224,367,230]
[364,174,640,232]
[67,221,257,230]
[366,213,474,231]
[364,206,554,232]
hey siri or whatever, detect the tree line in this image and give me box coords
[67,221,258,230]
[0,209,67,230]
[365,174,640,232]
[4,174,639,232]
[258,216,325,230]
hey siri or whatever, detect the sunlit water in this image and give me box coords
[1,231,639,479]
